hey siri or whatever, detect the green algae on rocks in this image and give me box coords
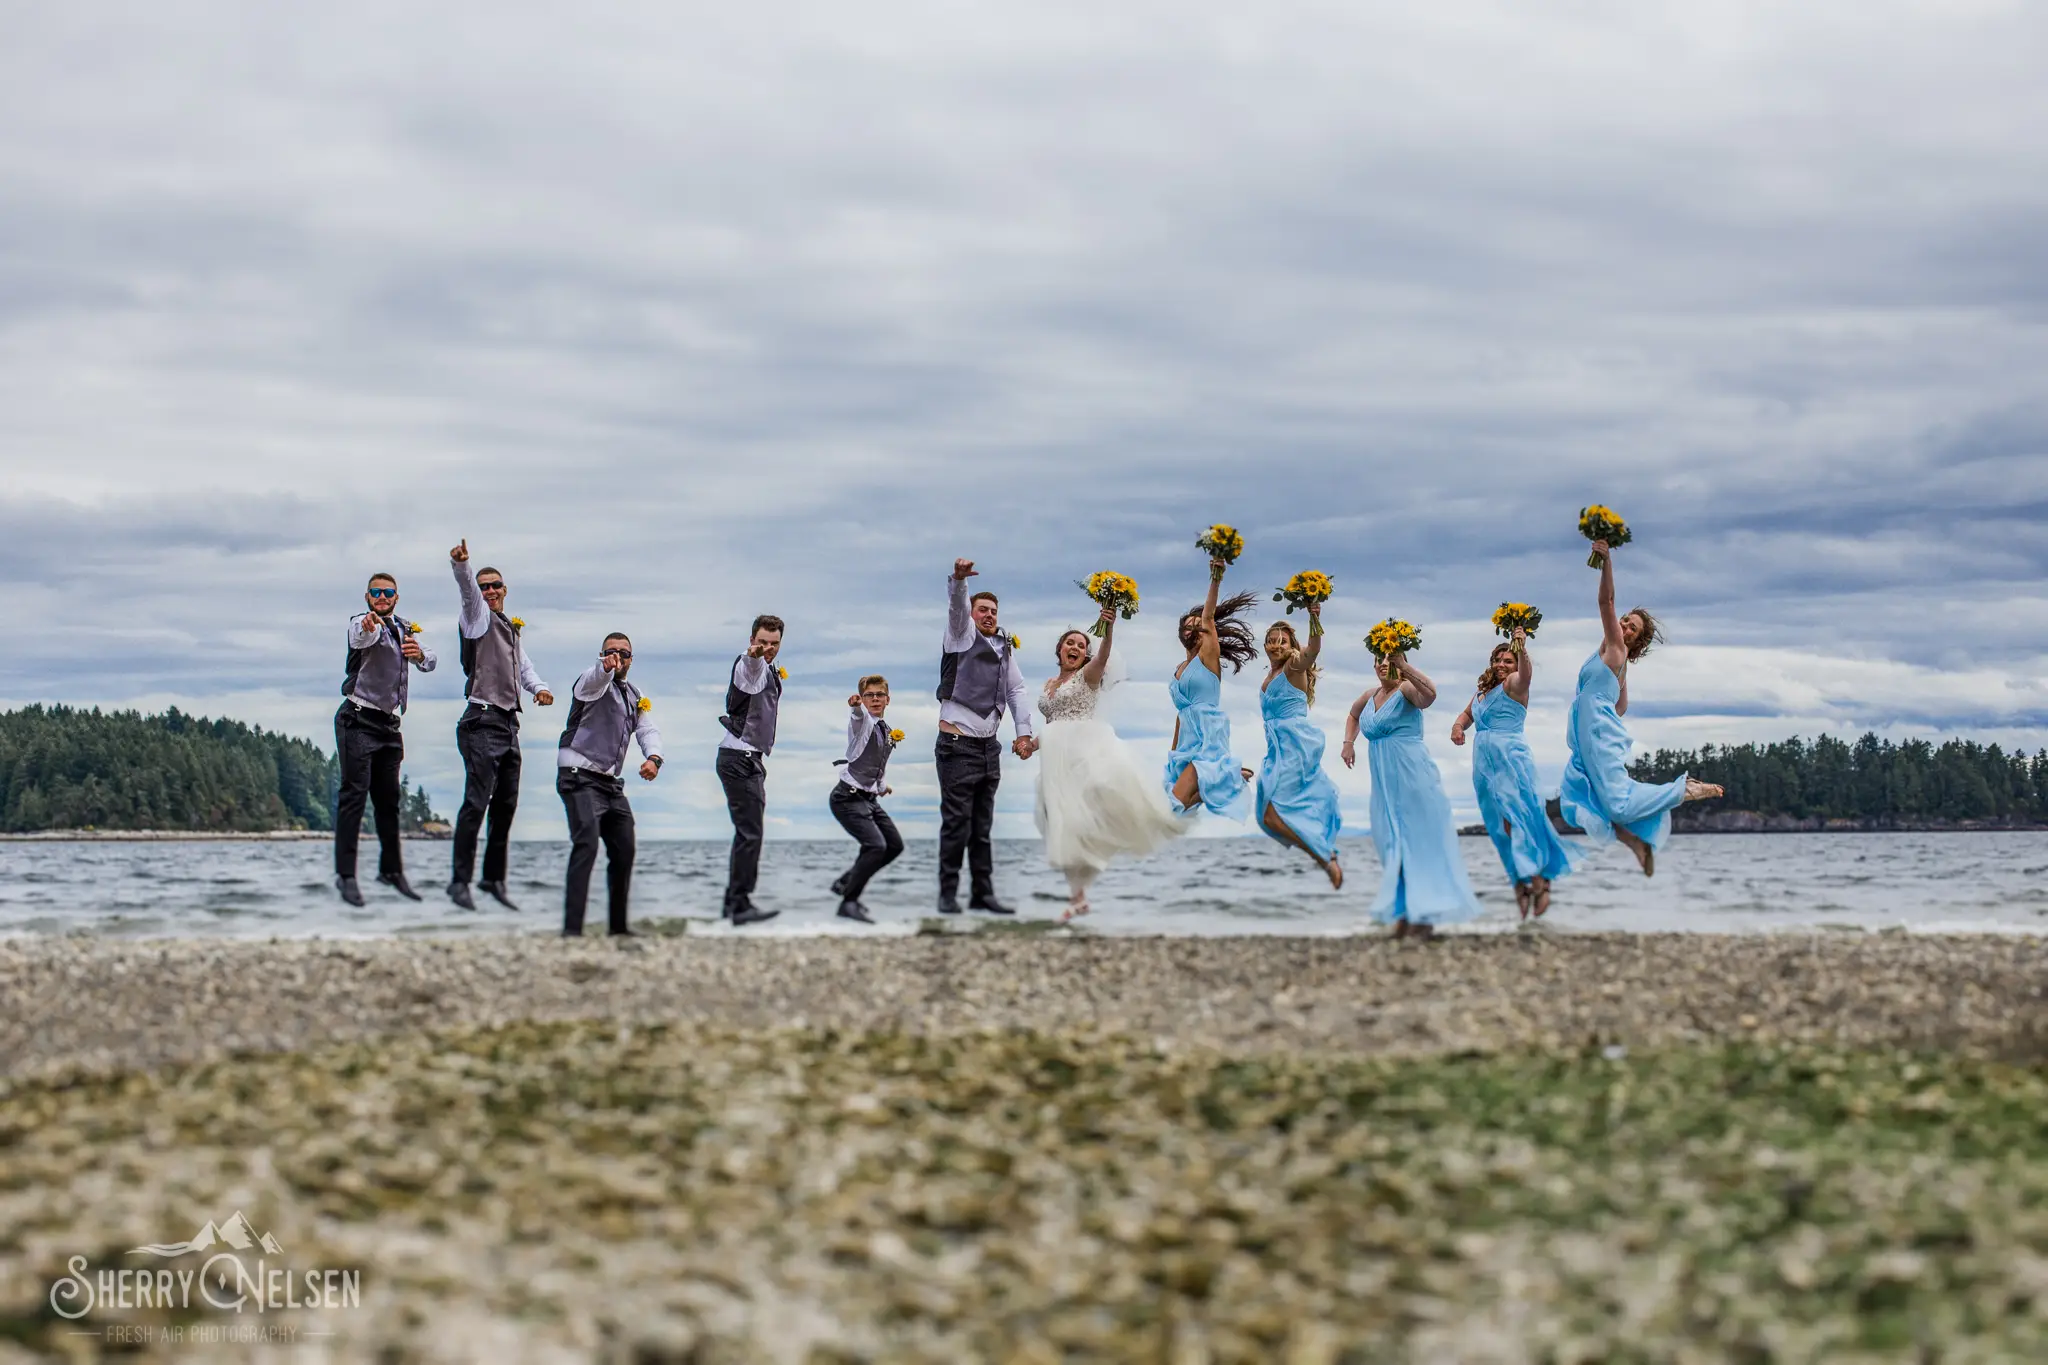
[2,1026,2047,1362]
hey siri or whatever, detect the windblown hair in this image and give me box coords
[857,674,889,694]
[1179,591,1261,673]
[1264,621,1321,706]
[1055,629,1093,664]
[1624,606,1664,661]
[1478,643,1517,693]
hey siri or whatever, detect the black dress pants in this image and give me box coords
[935,731,1002,904]
[717,748,767,911]
[452,705,522,885]
[334,702,404,879]
[558,767,635,935]
[829,783,903,899]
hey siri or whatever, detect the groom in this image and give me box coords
[935,557,1035,914]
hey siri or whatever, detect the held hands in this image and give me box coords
[953,558,977,581]
[638,759,660,782]
[1011,736,1037,760]
[535,689,554,706]
[450,539,469,564]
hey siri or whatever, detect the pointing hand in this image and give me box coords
[450,539,468,563]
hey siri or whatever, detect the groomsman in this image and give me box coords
[556,633,662,937]
[335,572,438,907]
[447,539,554,911]
[828,674,903,924]
[716,615,784,927]
[935,558,1034,914]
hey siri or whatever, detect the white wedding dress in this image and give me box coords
[1034,673,1186,894]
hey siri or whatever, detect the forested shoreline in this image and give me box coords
[1630,734,2048,832]
[0,705,440,834]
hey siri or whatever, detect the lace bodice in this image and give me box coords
[1038,674,1100,723]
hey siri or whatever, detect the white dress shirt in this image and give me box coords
[940,576,1033,740]
[452,559,549,702]
[839,707,892,793]
[346,611,438,714]
[556,662,664,777]
[718,652,774,754]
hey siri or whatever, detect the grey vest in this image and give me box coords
[840,720,895,788]
[720,657,782,754]
[463,613,522,710]
[343,615,416,714]
[942,632,1012,719]
[558,679,642,773]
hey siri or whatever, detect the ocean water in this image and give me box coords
[3,832,2046,938]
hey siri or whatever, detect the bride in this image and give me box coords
[1036,604,1186,921]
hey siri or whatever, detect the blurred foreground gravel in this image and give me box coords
[2,931,2046,1362]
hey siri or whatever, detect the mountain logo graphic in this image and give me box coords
[128,1211,283,1258]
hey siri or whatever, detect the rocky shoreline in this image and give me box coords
[3,933,2045,1361]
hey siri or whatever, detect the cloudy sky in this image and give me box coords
[2,1,2044,839]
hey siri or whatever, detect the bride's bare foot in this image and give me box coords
[1324,858,1344,891]
[1616,828,1654,878]
[1060,892,1091,923]
[1683,779,1724,803]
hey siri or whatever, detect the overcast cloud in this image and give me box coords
[2,1,2044,837]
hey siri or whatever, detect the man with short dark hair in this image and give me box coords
[935,559,1034,915]
[447,539,554,912]
[335,572,438,907]
[716,614,784,926]
[556,633,662,937]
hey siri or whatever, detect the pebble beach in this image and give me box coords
[4,931,2047,1361]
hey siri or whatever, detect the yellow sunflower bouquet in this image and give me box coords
[1078,571,1141,637]
[1579,504,1632,568]
[1196,524,1244,579]
[1491,602,1543,653]
[1273,570,1333,636]
[1366,618,1422,681]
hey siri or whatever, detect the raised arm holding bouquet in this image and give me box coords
[1365,618,1422,682]
[1165,532,1258,820]
[1274,571,1333,637]
[1579,505,1631,569]
[1452,625,1581,920]
[1557,534,1724,879]
[1254,603,1343,889]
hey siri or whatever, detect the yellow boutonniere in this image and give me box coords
[508,617,525,629]
[776,665,789,681]
[889,728,905,744]
[636,696,653,713]
[406,621,423,634]
[1008,633,1021,649]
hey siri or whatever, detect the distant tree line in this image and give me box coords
[0,705,444,834]
[1630,734,2048,829]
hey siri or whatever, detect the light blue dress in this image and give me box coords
[1471,683,1583,885]
[1558,651,1688,851]
[1164,661,1251,820]
[1363,689,1482,925]
[1254,672,1342,863]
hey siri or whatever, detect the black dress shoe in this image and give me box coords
[730,904,781,927]
[379,871,424,902]
[336,876,365,907]
[836,899,874,924]
[968,897,1016,916]
[478,879,520,911]
[936,898,963,915]
[446,881,477,911]
[609,926,637,938]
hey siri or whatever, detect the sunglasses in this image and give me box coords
[477,580,506,592]
[602,648,633,660]
[366,588,397,599]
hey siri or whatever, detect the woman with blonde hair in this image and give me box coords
[1255,607,1343,887]
[1558,540,1723,877]
[1450,627,1581,919]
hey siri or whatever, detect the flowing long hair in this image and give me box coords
[1477,643,1516,693]
[1180,591,1261,673]
[1264,621,1321,706]
[1624,606,1664,661]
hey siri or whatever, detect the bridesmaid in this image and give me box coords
[1558,538,1724,876]
[1256,609,1343,888]
[1450,626,1581,919]
[1341,644,1481,937]
[1165,556,1259,819]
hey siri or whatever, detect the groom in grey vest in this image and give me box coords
[716,614,784,927]
[935,558,1034,914]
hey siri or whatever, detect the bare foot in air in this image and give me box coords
[1515,881,1532,921]
[1059,893,1091,924]
[1683,779,1724,803]
[1324,859,1344,891]
[1532,878,1552,918]
[1617,828,1654,877]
